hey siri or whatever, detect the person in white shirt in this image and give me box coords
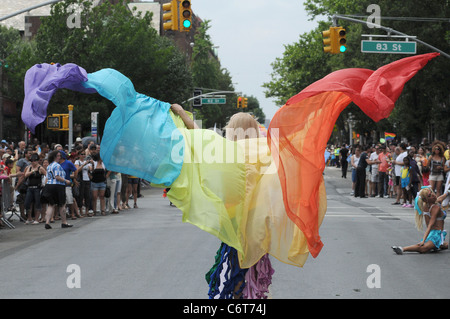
[392,143,407,205]
[75,150,93,216]
[369,146,381,197]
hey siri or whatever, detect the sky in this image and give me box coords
[189,0,321,123]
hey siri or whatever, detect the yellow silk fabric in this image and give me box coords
[163,114,327,268]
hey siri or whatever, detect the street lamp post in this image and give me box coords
[348,113,353,146]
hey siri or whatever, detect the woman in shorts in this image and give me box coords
[392,187,448,254]
[24,153,46,224]
[428,141,446,196]
[41,150,73,229]
[89,153,107,215]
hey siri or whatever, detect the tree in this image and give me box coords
[1,25,35,140]
[263,27,332,106]
[265,0,450,143]
[5,0,193,140]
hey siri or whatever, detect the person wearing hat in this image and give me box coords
[428,141,446,197]
[59,150,80,220]
[1,140,8,150]
[1,152,10,164]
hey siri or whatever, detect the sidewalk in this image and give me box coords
[0,185,164,257]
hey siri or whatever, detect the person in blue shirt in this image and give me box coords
[41,150,72,229]
[59,150,80,219]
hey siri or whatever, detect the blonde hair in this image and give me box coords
[225,112,260,141]
[414,187,433,231]
[431,140,445,156]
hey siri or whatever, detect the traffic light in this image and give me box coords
[162,0,178,31]
[322,28,333,53]
[179,0,192,32]
[62,115,69,130]
[47,114,69,130]
[193,88,202,107]
[237,96,242,108]
[322,26,346,54]
[337,27,346,53]
[0,59,9,68]
[47,115,60,129]
[242,97,248,108]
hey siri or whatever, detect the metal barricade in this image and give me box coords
[0,178,24,229]
[1,178,14,229]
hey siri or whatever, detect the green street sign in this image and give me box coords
[201,98,226,104]
[361,40,416,54]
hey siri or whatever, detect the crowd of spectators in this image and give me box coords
[2,135,449,229]
[0,138,142,229]
[327,139,450,206]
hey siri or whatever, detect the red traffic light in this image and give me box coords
[237,96,243,108]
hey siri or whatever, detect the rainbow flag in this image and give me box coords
[385,132,396,140]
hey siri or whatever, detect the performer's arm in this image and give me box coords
[171,104,198,129]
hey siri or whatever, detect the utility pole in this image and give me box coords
[333,14,450,59]
[68,104,74,152]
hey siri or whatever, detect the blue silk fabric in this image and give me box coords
[82,69,183,186]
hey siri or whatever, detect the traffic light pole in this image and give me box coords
[68,105,73,152]
[182,90,242,104]
[333,14,450,59]
[0,0,63,22]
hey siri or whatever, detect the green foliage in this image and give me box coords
[0,25,21,57]
[264,0,450,143]
[263,28,332,105]
[4,0,193,138]
[2,1,266,137]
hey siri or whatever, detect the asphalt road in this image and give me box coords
[0,166,449,299]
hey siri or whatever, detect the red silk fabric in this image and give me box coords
[268,53,439,257]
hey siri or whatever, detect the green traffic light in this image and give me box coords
[340,46,346,53]
[183,19,191,28]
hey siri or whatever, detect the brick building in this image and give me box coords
[0,0,199,57]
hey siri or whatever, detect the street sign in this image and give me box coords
[201,97,226,104]
[361,40,416,54]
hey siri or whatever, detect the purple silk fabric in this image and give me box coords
[242,254,274,299]
[22,63,96,133]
